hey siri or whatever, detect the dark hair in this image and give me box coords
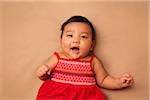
[61,16,96,41]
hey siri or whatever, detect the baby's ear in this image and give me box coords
[90,40,95,51]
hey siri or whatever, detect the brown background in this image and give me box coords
[1,1,149,100]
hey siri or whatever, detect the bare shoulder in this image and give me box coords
[45,53,58,69]
[49,53,58,62]
[92,55,103,66]
[92,55,107,74]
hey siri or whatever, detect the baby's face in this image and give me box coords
[60,22,94,59]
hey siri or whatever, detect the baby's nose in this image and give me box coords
[73,37,80,43]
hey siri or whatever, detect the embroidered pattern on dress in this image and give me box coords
[51,53,96,85]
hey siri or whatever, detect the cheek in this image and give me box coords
[80,41,92,50]
[61,38,70,47]
[80,42,92,57]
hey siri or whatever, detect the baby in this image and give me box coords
[36,16,134,100]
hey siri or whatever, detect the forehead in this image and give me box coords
[64,22,92,33]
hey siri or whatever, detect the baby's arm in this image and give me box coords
[93,56,134,89]
[36,54,58,80]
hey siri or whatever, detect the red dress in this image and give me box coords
[36,52,106,100]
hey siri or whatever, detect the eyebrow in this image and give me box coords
[81,32,89,34]
[65,30,74,33]
[65,30,89,35]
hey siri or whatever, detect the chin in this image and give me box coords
[71,55,81,59]
[71,56,79,59]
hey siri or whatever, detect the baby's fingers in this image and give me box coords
[120,78,129,87]
[120,75,134,88]
[37,65,49,76]
[122,73,132,78]
[129,78,134,85]
[44,64,51,75]
[47,70,51,75]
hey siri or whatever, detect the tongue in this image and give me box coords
[71,48,79,54]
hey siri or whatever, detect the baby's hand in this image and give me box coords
[36,65,50,78]
[119,73,134,88]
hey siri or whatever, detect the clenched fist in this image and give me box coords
[36,65,51,80]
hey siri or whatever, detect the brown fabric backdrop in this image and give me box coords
[1,1,149,100]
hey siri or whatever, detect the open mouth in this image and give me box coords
[70,47,80,53]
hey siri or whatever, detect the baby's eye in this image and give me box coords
[81,35,88,38]
[67,34,73,37]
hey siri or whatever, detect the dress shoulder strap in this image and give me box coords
[89,55,94,62]
[54,52,60,59]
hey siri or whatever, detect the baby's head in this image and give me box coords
[61,16,96,41]
[60,16,96,59]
